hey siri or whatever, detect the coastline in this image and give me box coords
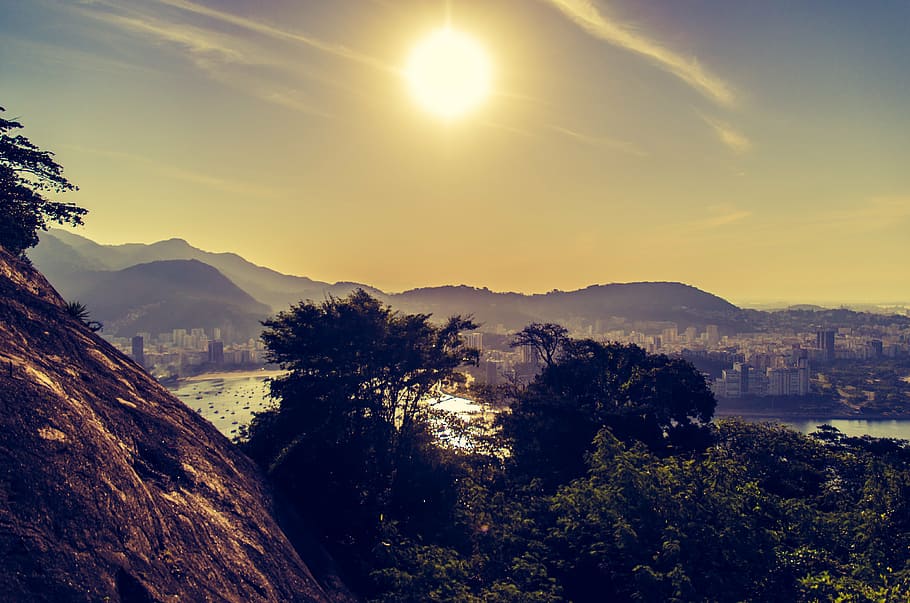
[179,369,287,383]
[715,408,910,422]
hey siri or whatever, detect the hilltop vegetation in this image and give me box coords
[240,293,910,601]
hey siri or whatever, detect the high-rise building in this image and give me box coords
[706,324,720,347]
[797,357,810,396]
[131,335,145,367]
[172,328,187,348]
[733,362,750,396]
[464,332,483,352]
[518,345,539,365]
[816,330,836,362]
[868,340,883,359]
[208,340,224,365]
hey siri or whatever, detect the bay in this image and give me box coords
[169,372,910,443]
[780,418,910,440]
[167,370,281,437]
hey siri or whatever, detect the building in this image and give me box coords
[464,332,483,353]
[706,324,720,347]
[766,358,809,397]
[207,340,225,365]
[131,335,145,368]
[868,339,883,359]
[816,330,836,362]
[719,363,750,398]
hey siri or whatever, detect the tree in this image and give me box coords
[239,290,478,581]
[500,339,716,488]
[0,107,86,255]
[509,322,568,368]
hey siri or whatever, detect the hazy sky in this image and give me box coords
[2,0,908,303]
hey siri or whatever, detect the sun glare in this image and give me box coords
[405,27,492,120]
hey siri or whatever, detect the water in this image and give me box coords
[781,418,910,440]
[168,370,280,437]
[170,373,910,443]
[169,373,486,439]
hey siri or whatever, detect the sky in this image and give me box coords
[2,0,908,304]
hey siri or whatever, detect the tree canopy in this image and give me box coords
[239,290,478,584]
[500,339,716,488]
[509,322,568,368]
[242,309,910,602]
[0,107,86,255]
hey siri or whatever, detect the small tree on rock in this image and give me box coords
[0,107,86,256]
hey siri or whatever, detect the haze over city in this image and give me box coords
[2,0,908,303]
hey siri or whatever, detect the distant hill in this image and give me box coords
[32,230,381,311]
[0,246,349,601]
[390,282,747,332]
[70,259,272,340]
[32,230,749,336]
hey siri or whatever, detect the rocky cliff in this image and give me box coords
[0,248,337,602]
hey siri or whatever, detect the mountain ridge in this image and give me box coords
[32,230,748,334]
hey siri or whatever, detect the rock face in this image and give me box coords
[0,248,333,602]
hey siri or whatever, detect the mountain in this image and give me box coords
[32,230,380,311]
[32,230,748,335]
[65,259,272,340]
[390,282,747,332]
[0,247,349,601]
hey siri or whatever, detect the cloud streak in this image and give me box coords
[545,124,648,157]
[85,11,249,65]
[156,0,398,75]
[540,0,735,107]
[75,0,378,117]
[59,144,289,198]
[702,116,752,154]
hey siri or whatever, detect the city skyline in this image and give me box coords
[2,0,908,303]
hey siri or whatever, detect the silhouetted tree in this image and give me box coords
[0,107,86,255]
[500,339,715,488]
[509,322,568,368]
[240,290,478,583]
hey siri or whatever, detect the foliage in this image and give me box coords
[500,339,716,489]
[509,322,568,368]
[64,300,103,332]
[239,290,478,585]
[246,314,910,602]
[0,107,86,255]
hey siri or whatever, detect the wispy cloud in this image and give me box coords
[257,90,334,119]
[702,209,752,228]
[74,0,386,117]
[481,121,537,138]
[702,115,752,154]
[156,0,398,74]
[85,11,249,66]
[813,197,910,232]
[540,0,736,107]
[59,144,288,198]
[545,124,648,157]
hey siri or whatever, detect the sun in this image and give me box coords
[405,27,492,120]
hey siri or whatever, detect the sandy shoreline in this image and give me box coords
[181,369,287,382]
